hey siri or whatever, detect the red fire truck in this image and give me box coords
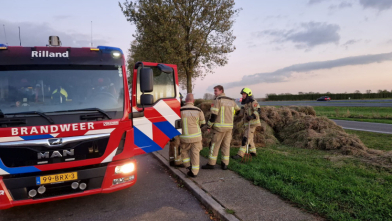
[0,37,181,209]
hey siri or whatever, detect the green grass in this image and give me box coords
[330,117,392,124]
[313,106,392,124]
[345,129,392,151]
[201,146,392,220]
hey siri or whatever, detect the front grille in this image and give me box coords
[0,137,109,167]
[2,166,106,201]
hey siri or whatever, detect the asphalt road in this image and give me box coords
[259,99,392,107]
[333,119,392,134]
[0,154,210,221]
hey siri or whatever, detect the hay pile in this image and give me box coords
[196,101,392,168]
[198,102,368,155]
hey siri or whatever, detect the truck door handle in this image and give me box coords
[175,119,182,129]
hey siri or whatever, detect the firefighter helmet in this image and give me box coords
[240,88,252,96]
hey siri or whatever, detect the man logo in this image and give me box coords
[37,149,74,159]
[0,190,4,196]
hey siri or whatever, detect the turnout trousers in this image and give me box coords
[181,141,203,175]
[237,126,257,157]
[207,129,232,166]
[169,136,182,165]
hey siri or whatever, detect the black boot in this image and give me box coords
[231,155,242,160]
[175,164,185,168]
[250,152,257,157]
[187,170,197,178]
[201,164,215,169]
[169,161,175,167]
[221,162,228,170]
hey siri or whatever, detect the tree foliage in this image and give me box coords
[119,0,240,93]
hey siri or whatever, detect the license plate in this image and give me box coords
[36,172,78,185]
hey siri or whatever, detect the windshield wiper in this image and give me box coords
[51,108,112,120]
[4,111,55,124]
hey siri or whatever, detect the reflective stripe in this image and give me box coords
[200,120,206,124]
[222,156,230,160]
[214,123,233,127]
[208,121,214,127]
[211,107,219,112]
[180,132,202,139]
[175,159,182,162]
[183,118,188,135]
[192,166,200,169]
[197,118,201,133]
[232,107,235,117]
[244,120,260,126]
[221,107,225,124]
[183,158,190,163]
[209,143,216,159]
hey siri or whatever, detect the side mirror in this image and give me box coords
[140,67,153,93]
[141,94,154,105]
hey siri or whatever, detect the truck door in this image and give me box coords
[131,62,181,155]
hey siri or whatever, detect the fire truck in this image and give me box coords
[0,36,181,209]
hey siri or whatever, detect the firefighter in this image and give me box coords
[169,92,186,167]
[179,93,206,177]
[232,88,261,160]
[202,85,240,170]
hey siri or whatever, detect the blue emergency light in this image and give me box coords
[0,44,7,49]
[97,46,123,58]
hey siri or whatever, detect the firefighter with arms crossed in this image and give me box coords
[232,88,261,159]
[202,85,240,170]
[180,93,206,177]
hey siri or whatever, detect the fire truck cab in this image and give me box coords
[0,37,181,209]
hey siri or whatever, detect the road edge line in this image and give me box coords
[152,151,240,221]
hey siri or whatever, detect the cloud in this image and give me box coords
[342,39,361,49]
[308,0,327,5]
[53,15,71,20]
[258,22,340,49]
[329,2,353,10]
[0,19,108,47]
[359,0,392,11]
[210,51,392,90]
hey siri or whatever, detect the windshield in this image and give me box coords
[0,66,124,115]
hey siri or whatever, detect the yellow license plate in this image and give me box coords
[36,172,78,185]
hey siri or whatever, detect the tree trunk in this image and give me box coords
[186,71,192,93]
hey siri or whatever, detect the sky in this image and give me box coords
[1,0,392,99]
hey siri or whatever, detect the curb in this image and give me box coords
[152,151,240,221]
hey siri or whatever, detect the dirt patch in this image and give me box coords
[197,102,392,168]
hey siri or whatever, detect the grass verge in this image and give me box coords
[345,129,392,151]
[201,144,392,220]
[330,117,392,124]
[313,107,392,124]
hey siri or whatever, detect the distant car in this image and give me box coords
[317,96,331,101]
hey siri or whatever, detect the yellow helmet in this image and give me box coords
[240,88,252,96]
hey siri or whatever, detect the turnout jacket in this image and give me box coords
[242,99,261,127]
[207,93,240,132]
[180,103,206,143]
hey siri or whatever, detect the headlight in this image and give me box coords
[115,162,135,174]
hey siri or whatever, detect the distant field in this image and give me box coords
[313,106,392,124]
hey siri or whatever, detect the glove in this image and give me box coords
[246,115,254,121]
[201,124,209,131]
